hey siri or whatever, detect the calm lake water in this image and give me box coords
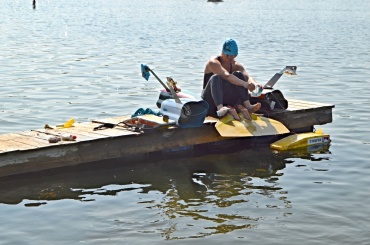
[1,0,370,244]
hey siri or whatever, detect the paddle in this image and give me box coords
[215,113,290,137]
[263,66,297,89]
[141,64,170,91]
[141,64,182,104]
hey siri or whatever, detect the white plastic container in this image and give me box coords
[160,98,209,128]
[160,99,185,123]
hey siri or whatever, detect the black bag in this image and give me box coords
[250,89,288,111]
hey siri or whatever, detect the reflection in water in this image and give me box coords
[0,142,330,239]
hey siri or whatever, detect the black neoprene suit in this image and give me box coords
[201,57,249,117]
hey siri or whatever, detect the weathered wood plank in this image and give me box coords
[286,99,334,111]
[0,131,54,153]
[0,139,37,152]
[77,123,140,137]
[93,115,131,124]
[0,124,224,177]
[269,99,334,130]
[0,99,335,178]
[0,119,143,154]
[272,108,333,130]
[0,132,50,148]
[38,122,139,141]
[27,129,100,142]
[0,131,80,153]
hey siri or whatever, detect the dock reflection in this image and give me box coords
[0,141,330,238]
[0,141,331,205]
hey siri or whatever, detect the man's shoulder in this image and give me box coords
[208,55,221,64]
[205,56,222,73]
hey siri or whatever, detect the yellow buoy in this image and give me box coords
[270,129,330,151]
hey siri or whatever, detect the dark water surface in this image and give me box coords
[1,0,370,244]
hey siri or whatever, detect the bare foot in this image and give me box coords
[248,103,261,113]
[237,104,252,120]
[227,106,240,120]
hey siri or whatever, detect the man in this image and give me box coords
[201,38,261,120]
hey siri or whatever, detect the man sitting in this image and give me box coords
[201,38,261,120]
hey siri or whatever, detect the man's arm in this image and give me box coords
[207,58,250,89]
[240,65,258,91]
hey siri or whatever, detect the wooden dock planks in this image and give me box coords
[0,99,334,177]
[269,99,334,131]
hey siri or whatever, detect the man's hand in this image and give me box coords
[247,82,256,91]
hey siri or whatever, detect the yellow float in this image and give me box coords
[270,128,330,151]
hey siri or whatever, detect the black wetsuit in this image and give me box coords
[201,57,249,117]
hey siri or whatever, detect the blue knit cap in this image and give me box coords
[222,39,238,56]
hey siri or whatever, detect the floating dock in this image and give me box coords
[0,99,334,178]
